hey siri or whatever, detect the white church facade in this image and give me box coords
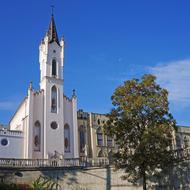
[1,14,188,162]
[0,15,79,159]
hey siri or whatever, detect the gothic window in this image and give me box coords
[33,121,41,151]
[98,150,104,157]
[184,136,189,148]
[108,151,113,159]
[79,125,86,153]
[52,59,57,76]
[176,135,181,148]
[51,122,58,130]
[64,124,70,153]
[107,136,113,147]
[51,85,57,113]
[97,128,103,146]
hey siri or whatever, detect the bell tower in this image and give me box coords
[39,13,65,158]
[39,14,64,85]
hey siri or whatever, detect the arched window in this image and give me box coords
[97,128,103,146]
[107,136,113,147]
[176,135,181,148]
[79,125,86,153]
[51,85,57,113]
[98,150,104,157]
[34,121,41,151]
[64,124,70,153]
[108,151,113,159]
[184,136,189,148]
[52,59,57,76]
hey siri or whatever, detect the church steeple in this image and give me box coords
[47,14,60,45]
[39,10,64,85]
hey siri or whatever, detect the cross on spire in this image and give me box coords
[51,5,54,16]
[47,6,60,46]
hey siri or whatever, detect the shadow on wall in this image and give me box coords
[0,166,143,189]
[106,166,111,190]
[41,168,79,188]
[148,161,190,190]
[41,167,115,189]
[2,163,190,190]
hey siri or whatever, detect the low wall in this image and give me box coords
[0,167,142,190]
[1,163,190,190]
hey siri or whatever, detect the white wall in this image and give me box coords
[9,98,28,131]
[40,40,65,159]
[32,91,44,159]
[63,96,79,158]
[0,130,24,158]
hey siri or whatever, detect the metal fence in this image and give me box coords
[0,157,110,168]
[1,148,190,169]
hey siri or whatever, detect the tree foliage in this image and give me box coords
[105,74,176,190]
[32,176,60,190]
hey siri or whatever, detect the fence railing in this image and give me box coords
[172,147,190,162]
[0,157,110,168]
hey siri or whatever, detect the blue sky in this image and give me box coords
[0,0,190,126]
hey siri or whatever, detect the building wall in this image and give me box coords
[77,111,116,159]
[9,96,29,159]
[77,110,92,158]
[175,126,190,149]
[32,90,44,159]
[4,167,142,190]
[0,129,24,158]
[63,96,79,159]
[89,113,115,159]
[9,98,28,131]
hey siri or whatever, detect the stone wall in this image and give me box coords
[1,167,142,190]
[2,163,190,190]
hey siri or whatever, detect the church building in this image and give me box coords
[0,14,79,159]
[1,14,187,162]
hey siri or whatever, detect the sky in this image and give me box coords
[0,0,190,126]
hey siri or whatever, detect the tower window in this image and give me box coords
[52,59,57,76]
[51,85,57,113]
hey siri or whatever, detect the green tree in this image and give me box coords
[105,74,176,190]
[32,176,60,190]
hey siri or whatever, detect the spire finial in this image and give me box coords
[29,81,33,91]
[51,5,54,16]
[72,89,77,98]
[47,5,60,45]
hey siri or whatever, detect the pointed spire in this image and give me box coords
[29,81,33,91]
[47,13,60,46]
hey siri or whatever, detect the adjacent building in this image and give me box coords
[77,110,115,159]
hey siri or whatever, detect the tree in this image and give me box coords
[105,74,176,190]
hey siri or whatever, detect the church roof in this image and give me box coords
[47,14,60,46]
